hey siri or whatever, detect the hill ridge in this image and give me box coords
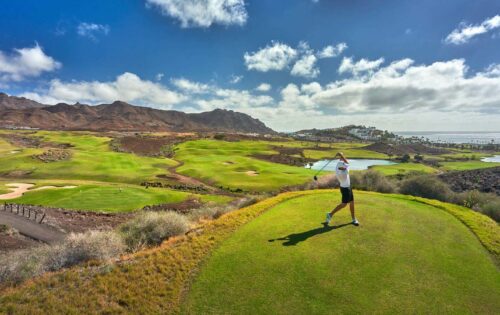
[0,93,275,134]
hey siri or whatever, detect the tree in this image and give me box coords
[401,154,411,163]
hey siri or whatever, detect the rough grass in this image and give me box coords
[371,162,438,175]
[1,190,498,314]
[185,193,500,314]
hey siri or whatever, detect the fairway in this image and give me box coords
[0,131,177,184]
[7,183,203,212]
[371,162,438,175]
[185,192,500,314]
[175,139,317,191]
[440,160,500,171]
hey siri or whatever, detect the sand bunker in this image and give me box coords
[0,183,77,200]
[245,171,259,176]
[223,161,235,165]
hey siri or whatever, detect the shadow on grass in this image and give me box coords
[268,222,352,246]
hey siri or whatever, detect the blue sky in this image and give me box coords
[1,0,499,131]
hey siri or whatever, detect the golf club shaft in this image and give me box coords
[313,158,335,177]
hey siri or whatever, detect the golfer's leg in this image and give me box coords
[330,203,346,215]
[349,201,355,220]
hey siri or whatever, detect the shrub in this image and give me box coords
[187,204,233,221]
[120,212,189,251]
[49,231,125,269]
[480,201,500,222]
[400,154,411,163]
[350,170,396,193]
[0,230,124,285]
[399,176,452,202]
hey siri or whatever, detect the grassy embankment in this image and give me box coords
[1,190,498,314]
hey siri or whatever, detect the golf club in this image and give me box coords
[313,153,339,181]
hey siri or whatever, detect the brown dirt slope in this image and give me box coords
[364,142,450,155]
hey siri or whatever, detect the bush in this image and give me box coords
[49,231,125,269]
[120,212,189,251]
[187,204,233,221]
[0,230,124,285]
[452,190,500,222]
[399,176,452,202]
[480,201,500,222]
[350,170,396,193]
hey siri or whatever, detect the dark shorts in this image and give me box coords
[340,186,354,203]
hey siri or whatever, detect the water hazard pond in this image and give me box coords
[306,159,398,171]
[481,155,500,163]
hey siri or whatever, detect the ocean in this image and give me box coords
[396,132,500,144]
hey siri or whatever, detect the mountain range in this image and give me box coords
[0,93,274,134]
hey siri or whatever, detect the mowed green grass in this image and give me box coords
[0,131,176,184]
[440,160,500,171]
[185,192,500,314]
[175,140,317,191]
[2,182,232,212]
[371,162,438,175]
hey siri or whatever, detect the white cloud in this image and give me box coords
[229,74,243,84]
[445,15,500,45]
[291,53,319,78]
[196,88,274,111]
[156,73,164,81]
[22,72,184,108]
[317,43,347,58]
[244,41,298,72]
[77,23,110,41]
[338,57,385,76]
[0,44,61,82]
[146,0,247,28]
[171,77,211,94]
[255,83,271,92]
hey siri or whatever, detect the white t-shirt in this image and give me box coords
[335,161,350,188]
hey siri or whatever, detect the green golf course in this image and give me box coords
[184,192,500,314]
[1,190,498,314]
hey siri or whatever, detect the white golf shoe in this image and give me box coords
[325,213,332,225]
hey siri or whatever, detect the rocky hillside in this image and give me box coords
[0,94,274,134]
[439,166,500,195]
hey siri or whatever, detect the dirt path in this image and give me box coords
[0,183,77,200]
[0,211,65,244]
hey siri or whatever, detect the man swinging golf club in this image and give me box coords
[325,152,359,226]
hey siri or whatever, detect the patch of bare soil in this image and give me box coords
[439,166,500,195]
[0,133,72,149]
[363,142,450,155]
[0,225,39,252]
[110,134,196,157]
[41,208,135,234]
[141,198,203,214]
[33,149,72,163]
[212,133,288,142]
[253,153,314,167]
[1,170,33,178]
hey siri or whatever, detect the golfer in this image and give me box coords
[325,152,359,226]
